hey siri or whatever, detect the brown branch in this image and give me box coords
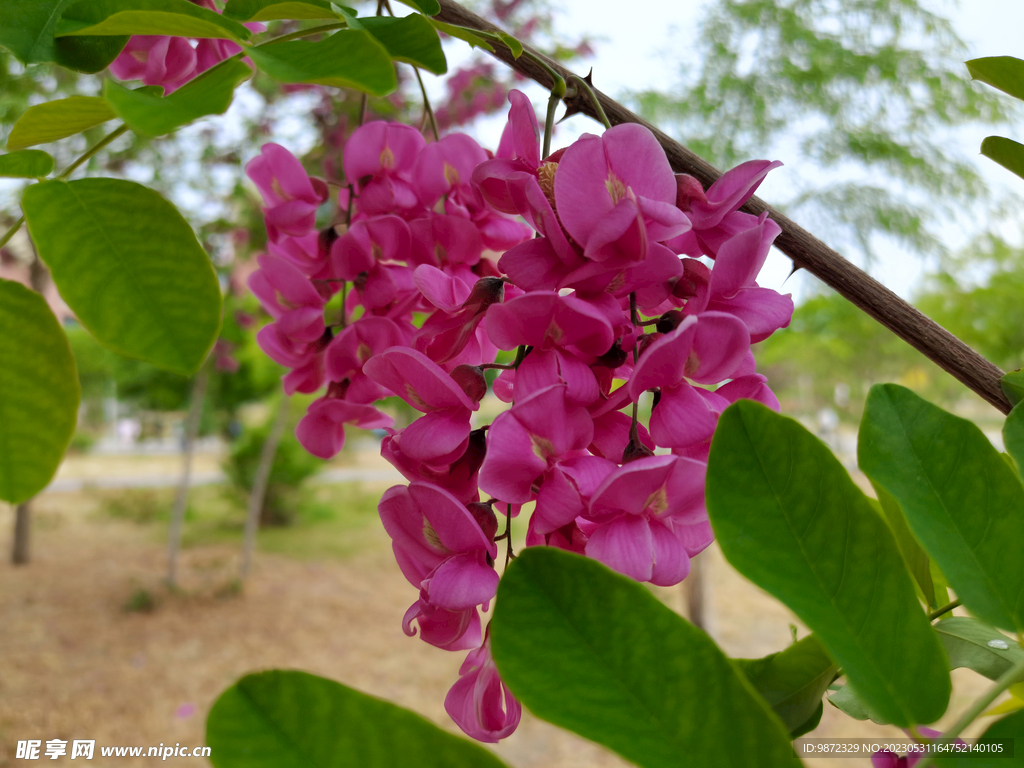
[434,0,1012,414]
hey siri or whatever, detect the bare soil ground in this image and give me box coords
[0,453,995,768]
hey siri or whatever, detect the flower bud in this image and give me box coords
[450,365,488,404]
[656,310,686,334]
[594,339,628,369]
[622,437,656,464]
[463,277,505,315]
[466,502,499,543]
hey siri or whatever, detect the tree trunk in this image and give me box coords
[240,395,290,581]
[166,361,210,588]
[685,551,712,634]
[11,252,51,565]
[12,502,31,565]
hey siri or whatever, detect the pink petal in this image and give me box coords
[585,514,654,582]
[362,347,477,412]
[408,482,496,556]
[649,384,720,450]
[649,518,691,587]
[686,311,751,384]
[628,318,698,399]
[478,410,546,504]
[398,410,472,465]
[426,551,499,610]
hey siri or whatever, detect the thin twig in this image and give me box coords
[432,0,1012,415]
[413,67,439,141]
[0,216,24,250]
[928,598,961,621]
[58,124,129,180]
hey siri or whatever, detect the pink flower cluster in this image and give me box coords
[245,90,793,742]
[109,0,263,94]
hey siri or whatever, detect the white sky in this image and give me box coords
[443,0,1024,303]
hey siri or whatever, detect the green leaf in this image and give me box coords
[360,15,446,75]
[707,400,951,727]
[1003,370,1024,407]
[735,634,838,735]
[967,57,1024,102]
[859,384,1024,632]
[0,150,54,178]
[56,0,251,42]
[872,481,938,608]
[790,702,823,739]
[497,31,522,59]
[0,0,126,72]
[490,548,798,768]
[7,97,117,150]
[935,710,1024,767]
[22,179,221,376]
[206,670,508,768]
[247,30,397,95]
[426,18,493,52]
[223,0,338,21]
[934,617,1024,682]
[393,0,440,17]
[103,58,253,138]
[0,279,80,504]
[981,136,1024,183]
[1005,403,1024,477]
[826,684,889,725]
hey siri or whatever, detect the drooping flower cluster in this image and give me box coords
[109,0,264,93]
[245,90,793,742]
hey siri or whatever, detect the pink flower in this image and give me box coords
[323,316,408,403]
[445,639,521,742]
[295,396,393,459]
[109,36,197,92]
[379,483,498,649]
[584,454,711,586]
[246,144,329,241]
[628,312,750,451]
[554,124,689,263]
[344,122,425,216]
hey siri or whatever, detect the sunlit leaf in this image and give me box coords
[497,31,522,59]
[708,400,951,727]
[393,0,440,17]
[426,18,493,52]
[223,0,339,21]
[981,136,1024,183]
[0,150,54,178]
[7,97,117,150]
[22,179,221,376]
[872,481,938,608]
[206,670,509,768]
[57,0,252,42]
[103,58,253,137]
[1003,370,1024,407]
[491,548,799,768]
[967,57,1024,102]
[0,279,80,504]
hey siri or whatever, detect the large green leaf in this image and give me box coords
[0,279,80,504]
[6,97,117,150]
[735,634,838,735]
[859,384,1024,632]
[103,59,253,138]
[56,0,251,42]
[0,0,126,72]
[935,710,1024,767]
[826,684,888,724]
[22,179,221,376]
[360,15,446,75]
[247,30,397,95]
[0,150,53,178]
[872,481,939,608]
[490,548,798,768]
[206,670,508,768]
[967,57,1024,102]
[707,400,951,727]
[223,0,340,21]
[934,617,1024,682]
[1004,370,1024,408]
[981,136,1024,183]
[1004,403,1024,477]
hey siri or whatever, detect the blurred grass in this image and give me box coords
[92,482,384,561]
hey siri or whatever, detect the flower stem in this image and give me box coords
[504,503,514,567]
[928,598,961,621]
[413,66,440,141]
[0,216,24,250]
[570,74,611,130]
[915,654,1024,768]
[262,22,346,45]
[58,124,129,180]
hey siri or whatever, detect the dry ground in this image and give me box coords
[0,453,998,767]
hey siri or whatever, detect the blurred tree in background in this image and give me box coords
[632,0,1015,264]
